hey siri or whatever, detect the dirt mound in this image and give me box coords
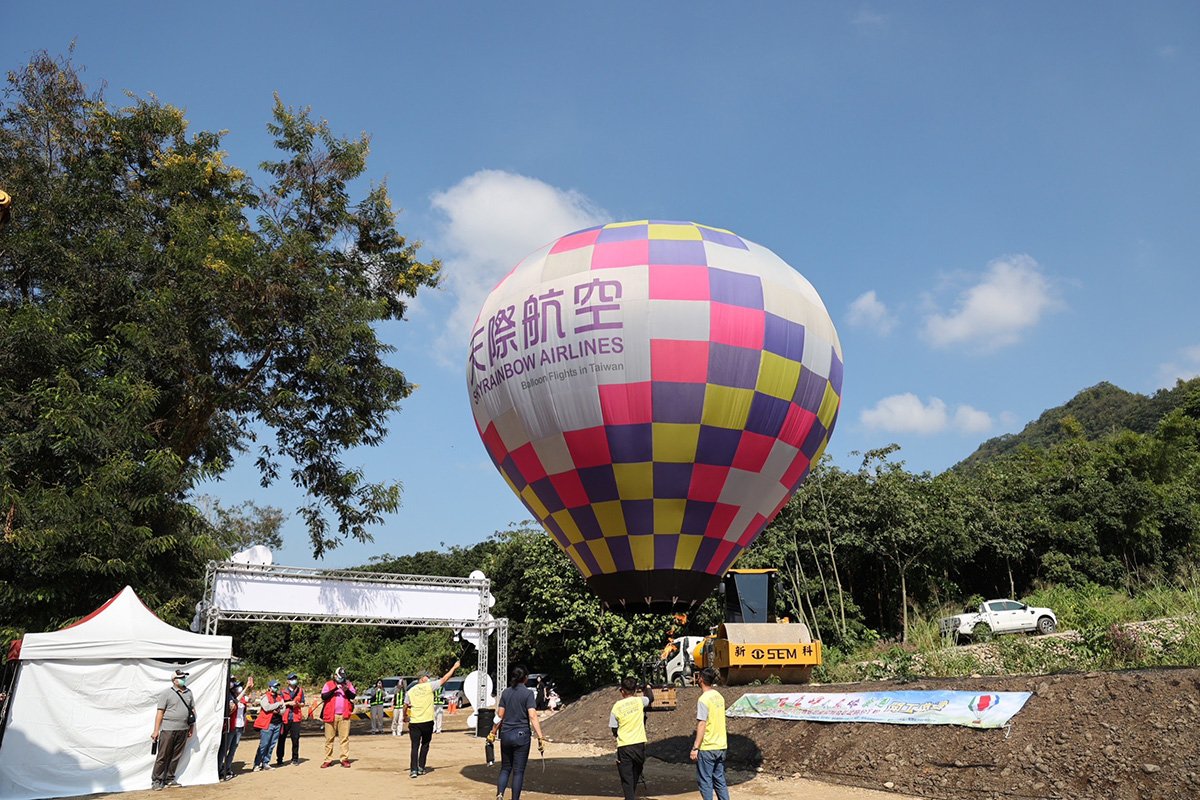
[542,668,1200,799]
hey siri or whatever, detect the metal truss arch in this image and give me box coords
[201,560,506,715]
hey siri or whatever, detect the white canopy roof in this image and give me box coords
[19,585,231,660]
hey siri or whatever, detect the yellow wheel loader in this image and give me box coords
[660,569,821,685]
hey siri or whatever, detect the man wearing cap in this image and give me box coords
[275,673,305,766]
[150,669,195,790]
[253,680,285,771]
[403,660,459,778]
[320,667,357,768]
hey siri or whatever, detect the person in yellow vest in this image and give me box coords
[368,680,388,734]
[403,659,459,778]
[690,667,729,800]
[608,676,653,800]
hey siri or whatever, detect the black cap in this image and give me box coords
[287,673,298,680]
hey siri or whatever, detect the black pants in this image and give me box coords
[276,720,301,763]
[152,728,188,784]
[616,742,646,800]
[409,720,434,771]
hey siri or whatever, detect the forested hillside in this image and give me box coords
[958,377,1200,469]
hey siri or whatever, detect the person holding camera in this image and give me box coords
[221,676,252,780]
[275,673,305,765]
[320,667,357,768]
[150,669,195,790]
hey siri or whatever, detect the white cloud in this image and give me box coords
[1158,44,1180,60]
[953,405,994,434]
[429,170,607,363]
[861,393,993,435]
[847,290,896,335]
[922,255,1056,351]
[1157,343,1200,386]
[852,8,888,28]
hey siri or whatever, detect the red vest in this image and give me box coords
[281,686,305,723]
[321,680,356,722]
[253,691,281,730]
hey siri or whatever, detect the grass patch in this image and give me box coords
[812,581,1200,683]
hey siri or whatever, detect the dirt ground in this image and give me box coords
[84,713,902,800]
[542,668,1200,800]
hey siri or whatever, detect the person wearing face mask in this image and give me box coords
[320,667,357,768]
[253,680,285,771]
[222,676,252,780]
[150,669,195,790]
[369,680,387,734]
[275,673,305,766]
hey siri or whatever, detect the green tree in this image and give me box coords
[853,446,970,642]
[0,50,438,633]
[738,457,868,645]
[195,495,286,554]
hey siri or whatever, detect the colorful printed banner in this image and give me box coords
[727,690,1032,729]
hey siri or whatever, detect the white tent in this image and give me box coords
[0,586,233,800]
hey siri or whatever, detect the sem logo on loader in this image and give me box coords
[749,647,800,660]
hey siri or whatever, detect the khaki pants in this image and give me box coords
[323,716,351,762]
[392,706,405,736]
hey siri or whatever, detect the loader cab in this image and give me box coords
[722,569,778,624]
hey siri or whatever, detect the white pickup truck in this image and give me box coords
[940,599,1058,643]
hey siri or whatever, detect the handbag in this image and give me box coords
[176,688,196,726]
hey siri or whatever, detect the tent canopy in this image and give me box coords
[18,586,231,660]
[0,586,231,800]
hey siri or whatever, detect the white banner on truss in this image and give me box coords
[209,569,484,623]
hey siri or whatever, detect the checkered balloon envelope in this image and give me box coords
[467,221,843,612]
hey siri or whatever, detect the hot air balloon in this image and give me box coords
[467,221,842,611]
[968,694,1000,717]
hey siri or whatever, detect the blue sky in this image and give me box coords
[8,3,1200,569]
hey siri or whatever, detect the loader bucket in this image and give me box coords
[714,622,821,685]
